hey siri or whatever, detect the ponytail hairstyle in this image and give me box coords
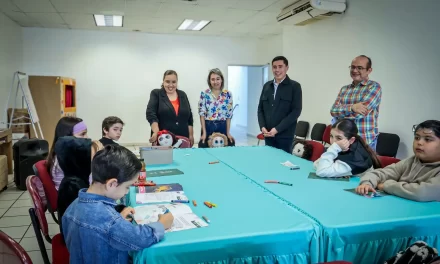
[332,119,382,169]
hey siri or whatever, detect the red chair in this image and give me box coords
[33,160,59,224]
[307,140,325,162]
[0,231,33,264]
[323,125,332,145]
[378,156,401,168]
[257,133,265,145]
[175,136,191,148]
[26,176,70,264]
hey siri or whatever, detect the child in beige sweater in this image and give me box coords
[356,120,440,202]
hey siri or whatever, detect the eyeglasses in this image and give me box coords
[348,66,367,71]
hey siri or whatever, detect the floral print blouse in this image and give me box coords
[198,89,233,121]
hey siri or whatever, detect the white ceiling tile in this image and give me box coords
[162,0,197,6]
[12,0,57,13]
[61,13,96,29]
[250,23,282,34]
[51,0,126,14]
[233,0,278,11]
[124,1,161,16]
[0,0,21,12]
[196,0,238,9]
[1,10,40,26]
[262,0,292,13]
[156,3,221,20]
[227,22,259,33]
[241,11,278,25]
[124,16,182,30]
[199,21,236,34]
[215,9,257,23]
[51,0,90,13]
[26,12,64,25]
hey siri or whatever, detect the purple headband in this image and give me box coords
[73,121,87,134]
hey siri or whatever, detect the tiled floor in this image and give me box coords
[0,130,260,263]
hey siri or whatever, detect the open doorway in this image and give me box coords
[227,64,269,145]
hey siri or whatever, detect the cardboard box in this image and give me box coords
[0,155,7,191]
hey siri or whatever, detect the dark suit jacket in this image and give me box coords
[257,75,302,138]
[146,88,194,138]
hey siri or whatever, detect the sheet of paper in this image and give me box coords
[344,188,389,197]
[136,191,188,204]
[308,172,350,182]
[134,203,208,232]
[135,183,183,193]
[281,161,300,169]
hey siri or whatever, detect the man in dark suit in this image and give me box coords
[258,56,302,153]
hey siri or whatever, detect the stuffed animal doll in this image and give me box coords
[207,132,228,148]
[156,130,183,148]
[292,140,313,160]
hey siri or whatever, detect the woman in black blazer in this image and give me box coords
[146,70,194,146]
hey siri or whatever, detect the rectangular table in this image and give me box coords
[205,146,440,264]
[127,148,320,264]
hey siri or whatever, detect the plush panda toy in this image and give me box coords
[207,132,228,148]
[156,130,183,148]
[291,139,313,160]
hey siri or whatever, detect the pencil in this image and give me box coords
[202,216,210,223]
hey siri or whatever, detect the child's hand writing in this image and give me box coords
[336,139,350,151]
[120,206,135,222]
[356,184,376,195]
[158,212,174,230]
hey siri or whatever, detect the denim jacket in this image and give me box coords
[62,189,165,264]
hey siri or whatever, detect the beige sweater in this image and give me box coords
[360,156,440,202]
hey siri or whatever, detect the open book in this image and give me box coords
[133,203,208,232]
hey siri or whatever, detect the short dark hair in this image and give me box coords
[91,145,142,184]
[102,116,124,136]
[272,56,288,66]
[358,55,372,69]
[414,120,440,138]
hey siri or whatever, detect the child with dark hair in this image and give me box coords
[314,118,381,177]
[62,144,174,263]
[357,120,440,202]
[100,116,124,146]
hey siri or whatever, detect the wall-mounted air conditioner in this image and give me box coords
[276,0,347,26]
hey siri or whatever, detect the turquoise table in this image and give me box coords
[126,148,320,264]
[205,146,440,264]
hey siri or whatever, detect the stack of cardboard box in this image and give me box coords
[0,155,7,191]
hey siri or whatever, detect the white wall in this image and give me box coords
[227,66,248,128]
[247,66,264,136]
[22,28,262,143]
[282,0,440,159]
[0,13,22,128]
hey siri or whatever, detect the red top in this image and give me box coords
[170,97,179,115]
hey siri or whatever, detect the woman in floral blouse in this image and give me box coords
[198,68,235,147]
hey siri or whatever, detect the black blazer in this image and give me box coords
[257,75,302,138]
[146,88,194,138]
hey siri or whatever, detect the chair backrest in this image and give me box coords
[26,176,50,238]
[376,133,400,157]
[378,156,401,168]
[33,160,58,211]
[175,136,191,148]
[311,123,327,142]
[295,121,310,138]
[0,231,33,264]
[323,125,332,145]
[307,140,325,162]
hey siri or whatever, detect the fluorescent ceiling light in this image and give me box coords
[178,19,210,31]
[93,14,123,27]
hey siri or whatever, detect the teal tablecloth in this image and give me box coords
[205,146,440,264]
[126,148,320,264]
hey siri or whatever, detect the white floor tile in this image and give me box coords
[12,199,33,208]
[1,187,24,194]
[0,200,15,209]
[0,215,31,227]
[0,192,22,201]
[24,223,60,238]
[26,250,52,264]
[4,206,31,217]
[19,192,31,200]
[0,208,7,217]
[1,225,30,239]
[19,237,51,252]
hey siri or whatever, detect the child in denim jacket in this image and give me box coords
[62,145,174,263]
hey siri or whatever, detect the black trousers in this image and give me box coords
[264,137,294,154]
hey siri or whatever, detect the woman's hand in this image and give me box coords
[227,133,235,143]
[189,135,194,146]
[149,132,158,143]
[200,132,206,143]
